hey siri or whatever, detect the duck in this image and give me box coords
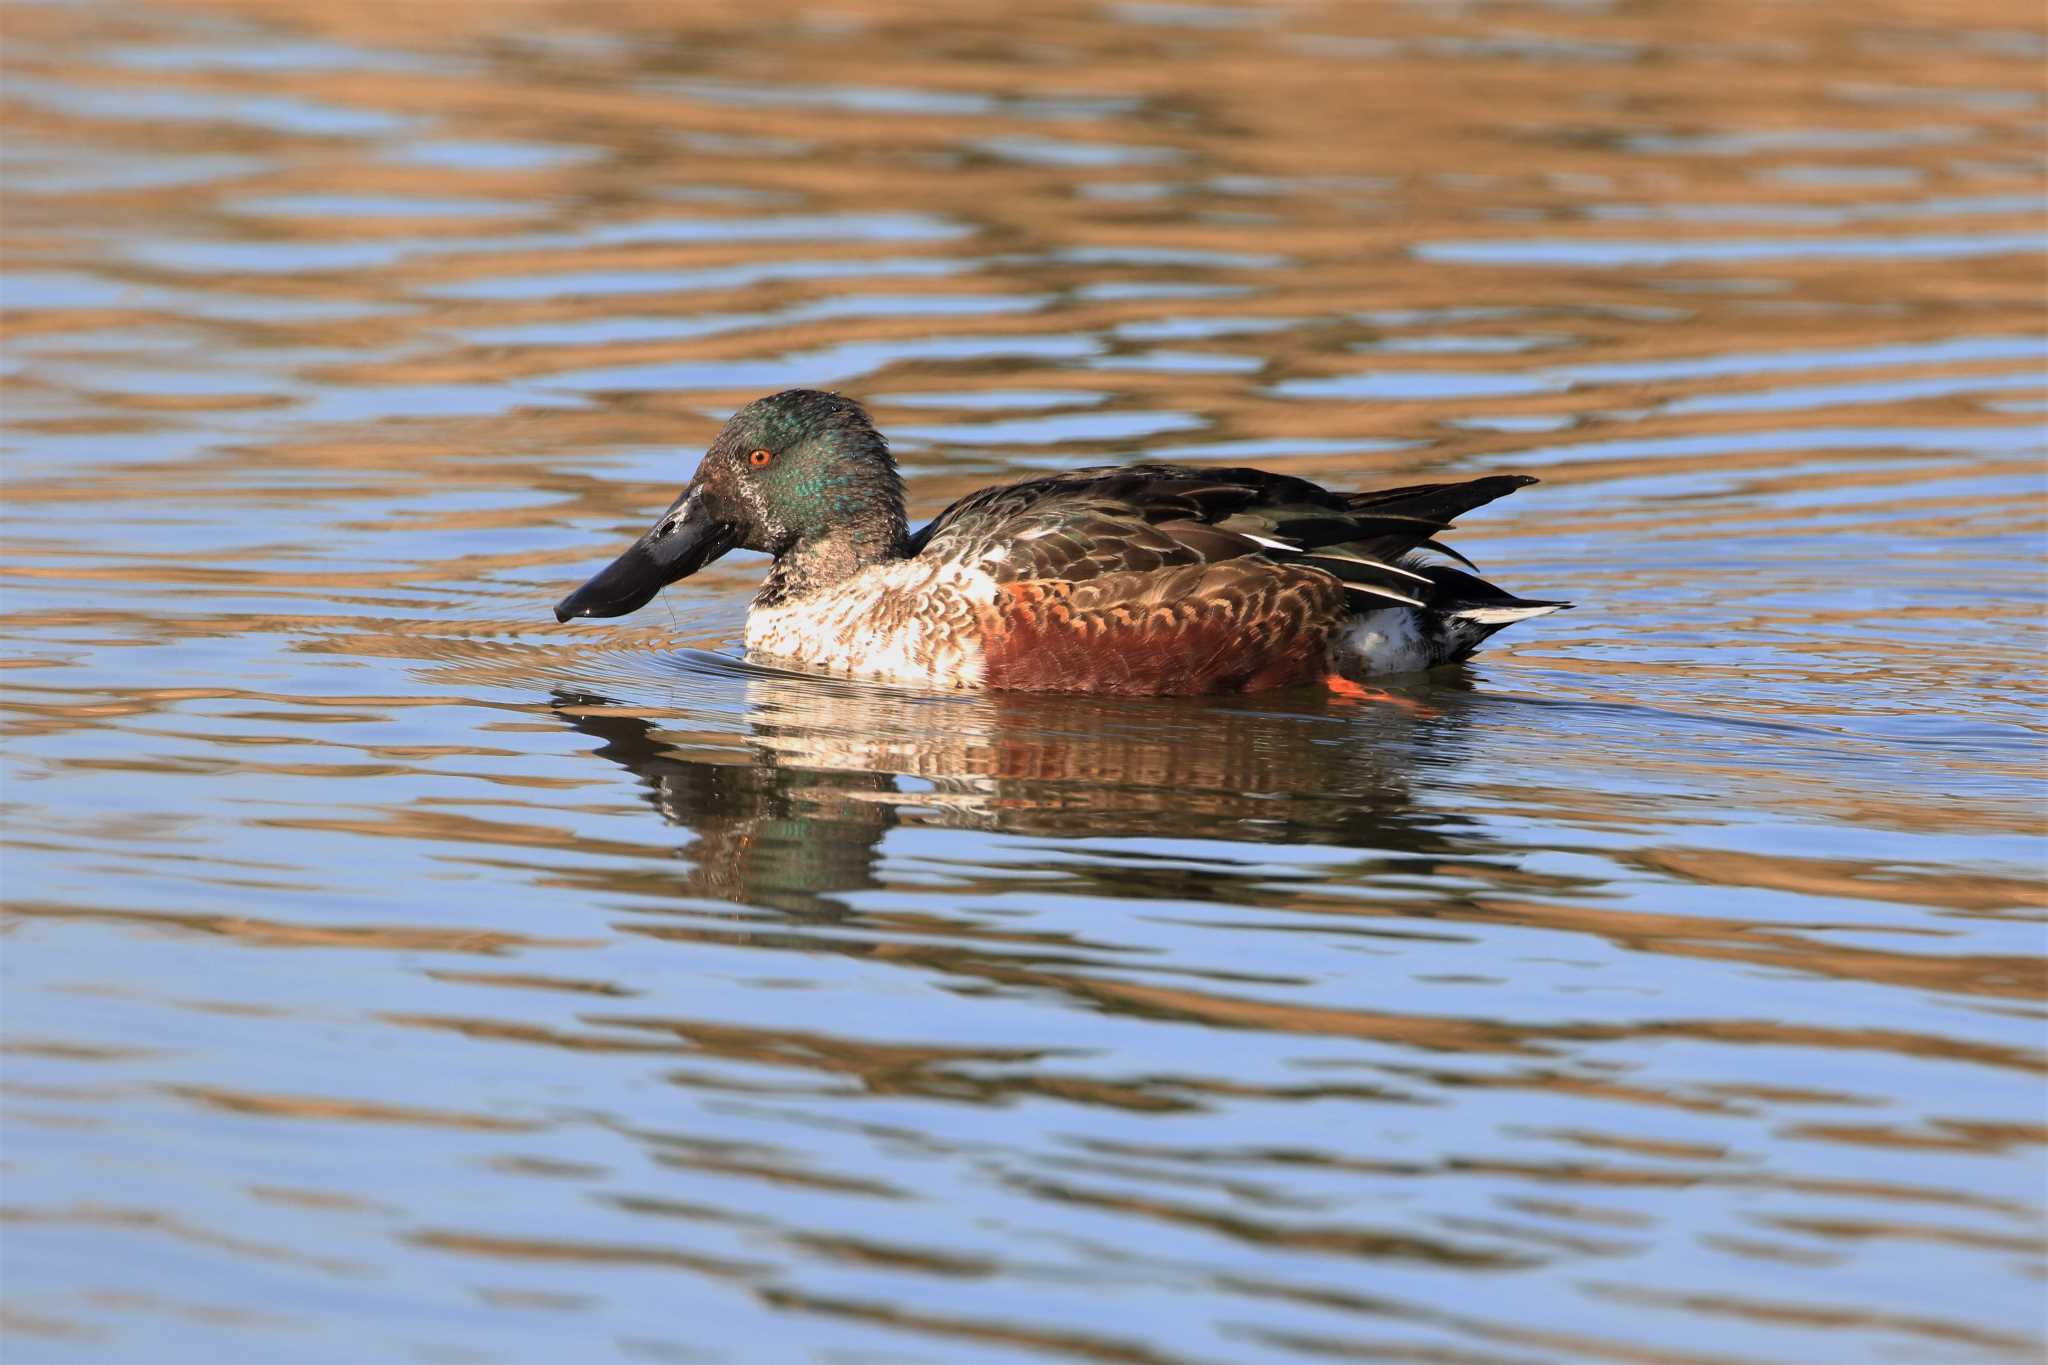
[554,388,1568,696]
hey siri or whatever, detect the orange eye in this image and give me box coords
[748,449,774,468]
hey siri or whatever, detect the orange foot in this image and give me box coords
[1324,674,1436,716]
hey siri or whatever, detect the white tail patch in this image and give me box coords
[1339,600,1567,676]
[1337,608,1434,675]
[1450,602,1566,625]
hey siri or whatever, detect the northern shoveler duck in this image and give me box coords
[554,389,1568,696]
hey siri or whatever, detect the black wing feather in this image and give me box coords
[909,464,1535,608]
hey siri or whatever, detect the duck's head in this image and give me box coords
[554,389,905,623]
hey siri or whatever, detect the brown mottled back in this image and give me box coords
[979,561,1348,696]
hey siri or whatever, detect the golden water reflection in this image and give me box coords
[4,0,2044,1360]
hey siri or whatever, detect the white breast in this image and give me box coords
[743,559,998,689]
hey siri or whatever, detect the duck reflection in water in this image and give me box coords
[550,662,1509,915]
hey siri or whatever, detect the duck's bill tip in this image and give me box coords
[552,494,738,626]
[551,548,670,622]
[554,580,650,621]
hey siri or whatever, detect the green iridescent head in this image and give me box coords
[694,389,905,556]
[553,389,907,622]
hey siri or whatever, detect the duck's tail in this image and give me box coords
[1337,560,1570,676]
[1420,562,1570,662]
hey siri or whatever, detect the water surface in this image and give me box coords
[3,1,2044,1361]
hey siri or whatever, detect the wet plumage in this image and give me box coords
[555,390,1568,696]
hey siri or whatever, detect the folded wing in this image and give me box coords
[910,463,1538,609]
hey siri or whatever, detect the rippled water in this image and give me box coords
[4,2,2045,1361]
